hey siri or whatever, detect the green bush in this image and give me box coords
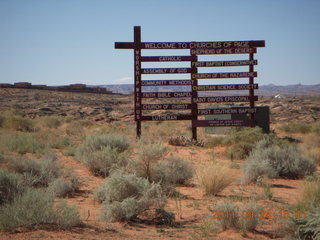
[48,178,74,198]
[76,134,130,177]
[77,134,130,156]
[50,137,71,149]
[152,156,193,185]
[39,116,63,129]
[0,188,80,231]
[243,139,316,183]
[95,171,166,222]
[6,133,44,154]
[10,157,60,187]
[2,111,35,132]
[224,127,265,159]
[281,122,312,134]
[0,169,24,205]
[0,114,4,128]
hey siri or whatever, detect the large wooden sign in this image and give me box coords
[115,26,265,139]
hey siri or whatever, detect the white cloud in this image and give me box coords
[115,77,132,83]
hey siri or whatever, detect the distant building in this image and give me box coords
[274,94,284,99]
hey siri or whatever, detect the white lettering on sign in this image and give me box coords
[191,48,256,55]
[224,96,249,102]
[152,115,178,121]
[144,43,176,49]
[159,56,182,61]
[174,92,192,97]
[143,69,167,74]
[171,104,189,109]
[142,93,156,98]
[141,80,193,86]
[157,92,172,98]
[217,85,236,90]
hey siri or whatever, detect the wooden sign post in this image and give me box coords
[115,26,265,139]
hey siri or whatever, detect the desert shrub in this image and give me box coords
[10,157,60,187]
[85,146,128,177]
[0,169,24,205]
[210,201,260,232]
[54,200,81,228]
[206,136,225,148]
[65,121,84,135]
[0,114,4,128]
[48,178,74,198]
[298,181,320,210]
[76,134,130,177]
[281,122,313,134]
[238,202,260,232]
[224,127,265,159]
[39,116,63,129]
[198,163,234,196]
[0,152,4,162]
[243,139,316,183]
[6,133,44,154]
[131,141,167,179]
[77,134,130,157]
[210,201,238,230]
[0,188,80,231]
[50,137,71,149]
[152,156,193,185]
[95,171,166,222]
[63,145,77,156]
[1,111,35,132]
[288,207,320,240]
[311,121,320,134]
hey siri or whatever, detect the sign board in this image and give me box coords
[195,119,252,127]
[115,41,265,49]
[115,26,265,139]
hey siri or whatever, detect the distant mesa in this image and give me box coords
[0,82,112,94]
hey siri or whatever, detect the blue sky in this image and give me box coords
[0,0,319,86]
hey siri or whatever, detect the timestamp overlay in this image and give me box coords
[210,209,308,221]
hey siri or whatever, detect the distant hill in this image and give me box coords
[104,83,320,96]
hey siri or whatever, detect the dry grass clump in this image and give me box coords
[198,163,235,196]
[0,188,80,231]
[131,140,167,179]
[298,179,320,210]
[95,171,166,222]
